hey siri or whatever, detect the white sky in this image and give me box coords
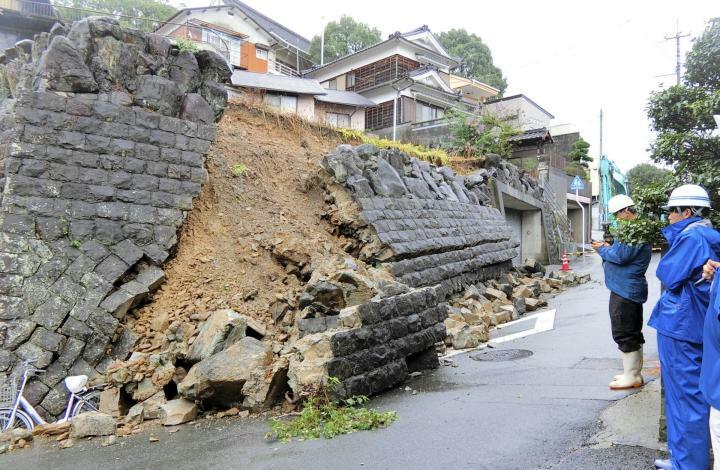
[173,0,719,173]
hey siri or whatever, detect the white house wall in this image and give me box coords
[485,97,552,131]
[297,95,315,120]
[160,8,275,47]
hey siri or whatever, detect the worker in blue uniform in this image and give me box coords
[650,184,720,470]
[592,194,652,390]
[701,258,720,470]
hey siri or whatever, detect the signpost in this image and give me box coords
[570,176,586,260]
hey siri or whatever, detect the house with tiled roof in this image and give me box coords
[303,25,500,144]
[155,1,312,76]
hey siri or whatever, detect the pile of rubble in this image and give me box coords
[443,260,591,350]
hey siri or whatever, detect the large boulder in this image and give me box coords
[195,49,231,83]
[168,51,200,93]
[179,93,215,124]
[70,412,116,438]
[37,36,97,92]
[185,309,249,363]
[159,398,197,426]
[178,337,272,405]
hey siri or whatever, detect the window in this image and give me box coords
[255,47,268,60]
[326,78,337,90]
[263,93,297,113]
[415,101,443,122]
[326,112,351,128]
[346,72,355,88]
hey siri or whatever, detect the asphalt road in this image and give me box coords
[2,253,667,469]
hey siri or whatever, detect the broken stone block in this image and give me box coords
[185,309,248,363]
[160,398,197,426]
[287,331,334,393]
[141,391,167,420]
[135,266,165,292]
[499,305,518,321]
[125,403,144,425]
[525,297,541,312]
[178,337,272,404]
[99,387,130,418]
[492,310,512,325]
[70,412,116,438]
[452,325,489,349]
[513,297,526,315]
[484,287,507,302]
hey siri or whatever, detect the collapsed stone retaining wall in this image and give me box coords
[321,144,518,298]
[284,144,519,399]
[0,18,229,417]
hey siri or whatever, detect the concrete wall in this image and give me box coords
[505,209,522,266]
[297,95,315,120]
[522,210,546,261]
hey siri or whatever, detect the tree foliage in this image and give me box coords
[437,29,507,94]
[646,17,720,195]
[567,137,592,168]
[445,109,519,158]
[53,0,177,31]
[626,163,671,192]
[619,18,720,245]
[308,16,381,65]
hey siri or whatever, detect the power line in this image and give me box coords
[664,20,690,85]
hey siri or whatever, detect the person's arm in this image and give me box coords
[658,235,715,291]
[597,242,641,264]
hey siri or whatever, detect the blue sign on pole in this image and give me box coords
[570,175,585,191]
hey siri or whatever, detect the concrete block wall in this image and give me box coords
[0,18,229,418]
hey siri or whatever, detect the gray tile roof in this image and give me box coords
[314,90,376,107]
[230,70,326,95]
[224,0,310,53]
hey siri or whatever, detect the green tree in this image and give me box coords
[619,17,720,244]
[567,137,592,168]
[437,29,507,94]
[308,16,381,65]
[445,109,519,158]
[53,0,177,31]
[626,163,671,192]
[646,17,720,221]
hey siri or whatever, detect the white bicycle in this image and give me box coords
[0,361,104,431]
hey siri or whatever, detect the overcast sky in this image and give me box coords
[174,0,719,173]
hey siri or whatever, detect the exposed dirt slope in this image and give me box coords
[125,105,347,351]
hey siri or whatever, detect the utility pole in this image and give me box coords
[599,109,603,158]
[664,20,690,85]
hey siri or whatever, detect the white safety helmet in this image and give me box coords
[662,184,711,210]
[608,194,635,215]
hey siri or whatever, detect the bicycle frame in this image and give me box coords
[3,369,91,431]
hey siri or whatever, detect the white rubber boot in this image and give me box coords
[609,349,643,390]
[613,346,643,381]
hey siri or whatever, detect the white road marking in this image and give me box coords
[440,309,557,359]
[490,309,556,345]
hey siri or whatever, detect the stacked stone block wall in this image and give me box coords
[0,18,229,417]
[327,286,446,398]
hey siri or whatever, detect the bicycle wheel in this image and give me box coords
[0,407,34,431]
[71,390,101,417]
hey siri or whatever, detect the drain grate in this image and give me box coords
[470,349,534,362]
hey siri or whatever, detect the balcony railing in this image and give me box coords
[0,0,57,18]
[271,60,300,77]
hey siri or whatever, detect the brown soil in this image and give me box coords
[126,104,349,351]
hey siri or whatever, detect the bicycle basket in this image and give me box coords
[0,376,18,406]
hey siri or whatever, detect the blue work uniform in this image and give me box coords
[701,275,720,410]
[597,242,652,304]
[649,217,720,469]
[597,242,652,352]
